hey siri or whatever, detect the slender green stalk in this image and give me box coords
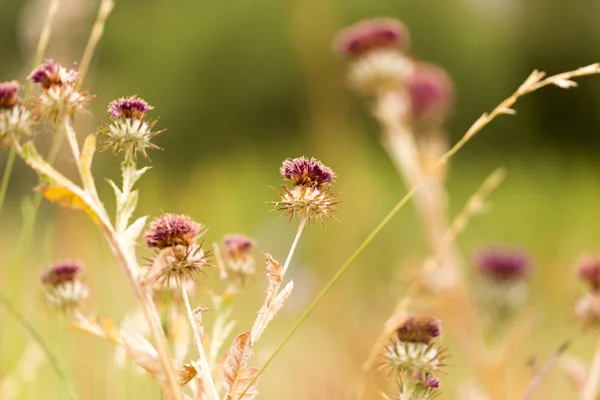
[0,292,77,400]
[0,149,16,214]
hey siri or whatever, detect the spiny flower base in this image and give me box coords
[383,341,445,376]
[272,185,337,224]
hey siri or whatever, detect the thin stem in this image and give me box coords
[78,0,115,86]
[524,341,569,400]
[24,0,61,99]
[281,216,307,276]
[582,336,600,400]
[181,285,220,400]
[0,292,77,400]
[0,149,16,216]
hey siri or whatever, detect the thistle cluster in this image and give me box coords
[144,213,209,286]
[335,18,453,127]
[40,260,89,312]
[574,255,600,329]
[383,314,445,400]
[272,156,338,225]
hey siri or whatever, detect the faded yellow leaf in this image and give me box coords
[36,185,98,223]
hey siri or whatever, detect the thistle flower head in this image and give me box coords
[395,314,441,345]
[222,234,256,279]
[108,96,154,120]
[144,213,205,249]
[577,255,600,292]
[0,81,32,145]
[40,261,82,286]
[475,247,531,283]
[224,234,254,259]
[335,18,409,58]
[147,244,208,286]
[40,260,89,310]
[28,60,79,89]
[27,60,89,118]
[280,157,336,188]
[407,63,454,124]
[0,81,20,109]
[100,96,162,159]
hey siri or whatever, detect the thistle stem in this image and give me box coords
[181,284,220,400]
[581,336,600,400]
[0,149,16,216]
[281,216,307,277]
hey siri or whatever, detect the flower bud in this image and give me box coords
[40,261,89,310]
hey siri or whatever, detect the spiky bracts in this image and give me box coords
[272,157,338,225]
[383,314,446,400]
[144,213,209,286]
[40,260,89,311]
[99,95,162,159]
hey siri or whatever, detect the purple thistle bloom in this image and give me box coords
[475,247,531,282]
[280,157,336,188]
[224,234,254,258]
[144,214,204,249]
[28,60,79,89]
[40,260,82,287]
[578,255,600,292]
[108,96,154,120]
[335,18,409,58]
[424,376,440,389]
[395,315,441,345]
[407,63,454,123]
[0,81,20,109]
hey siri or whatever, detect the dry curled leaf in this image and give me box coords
[36,185,99,222]
[223,331,258,400]
[177,364,197,387]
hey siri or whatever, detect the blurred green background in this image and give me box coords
[1,0,600,398]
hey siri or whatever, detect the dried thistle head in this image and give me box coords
[272,157,338,225]
[147,244,209,286]
[100,95,162,159]
[407,63,454,126]
[144,214,205,249]
[335,18,409,59]
[0,81,33,145]
[475,247,531,283]
[577,255,600,292]
[27,60,90,118]
[40,260,89,310]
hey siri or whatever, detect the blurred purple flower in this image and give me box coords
[407,63,454,123]
[28,59,78,89]
[335,18,409,58]
[577,255,600,291]
[40,260,83,287]
[475,247,531,282]
[0,81,20,109]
